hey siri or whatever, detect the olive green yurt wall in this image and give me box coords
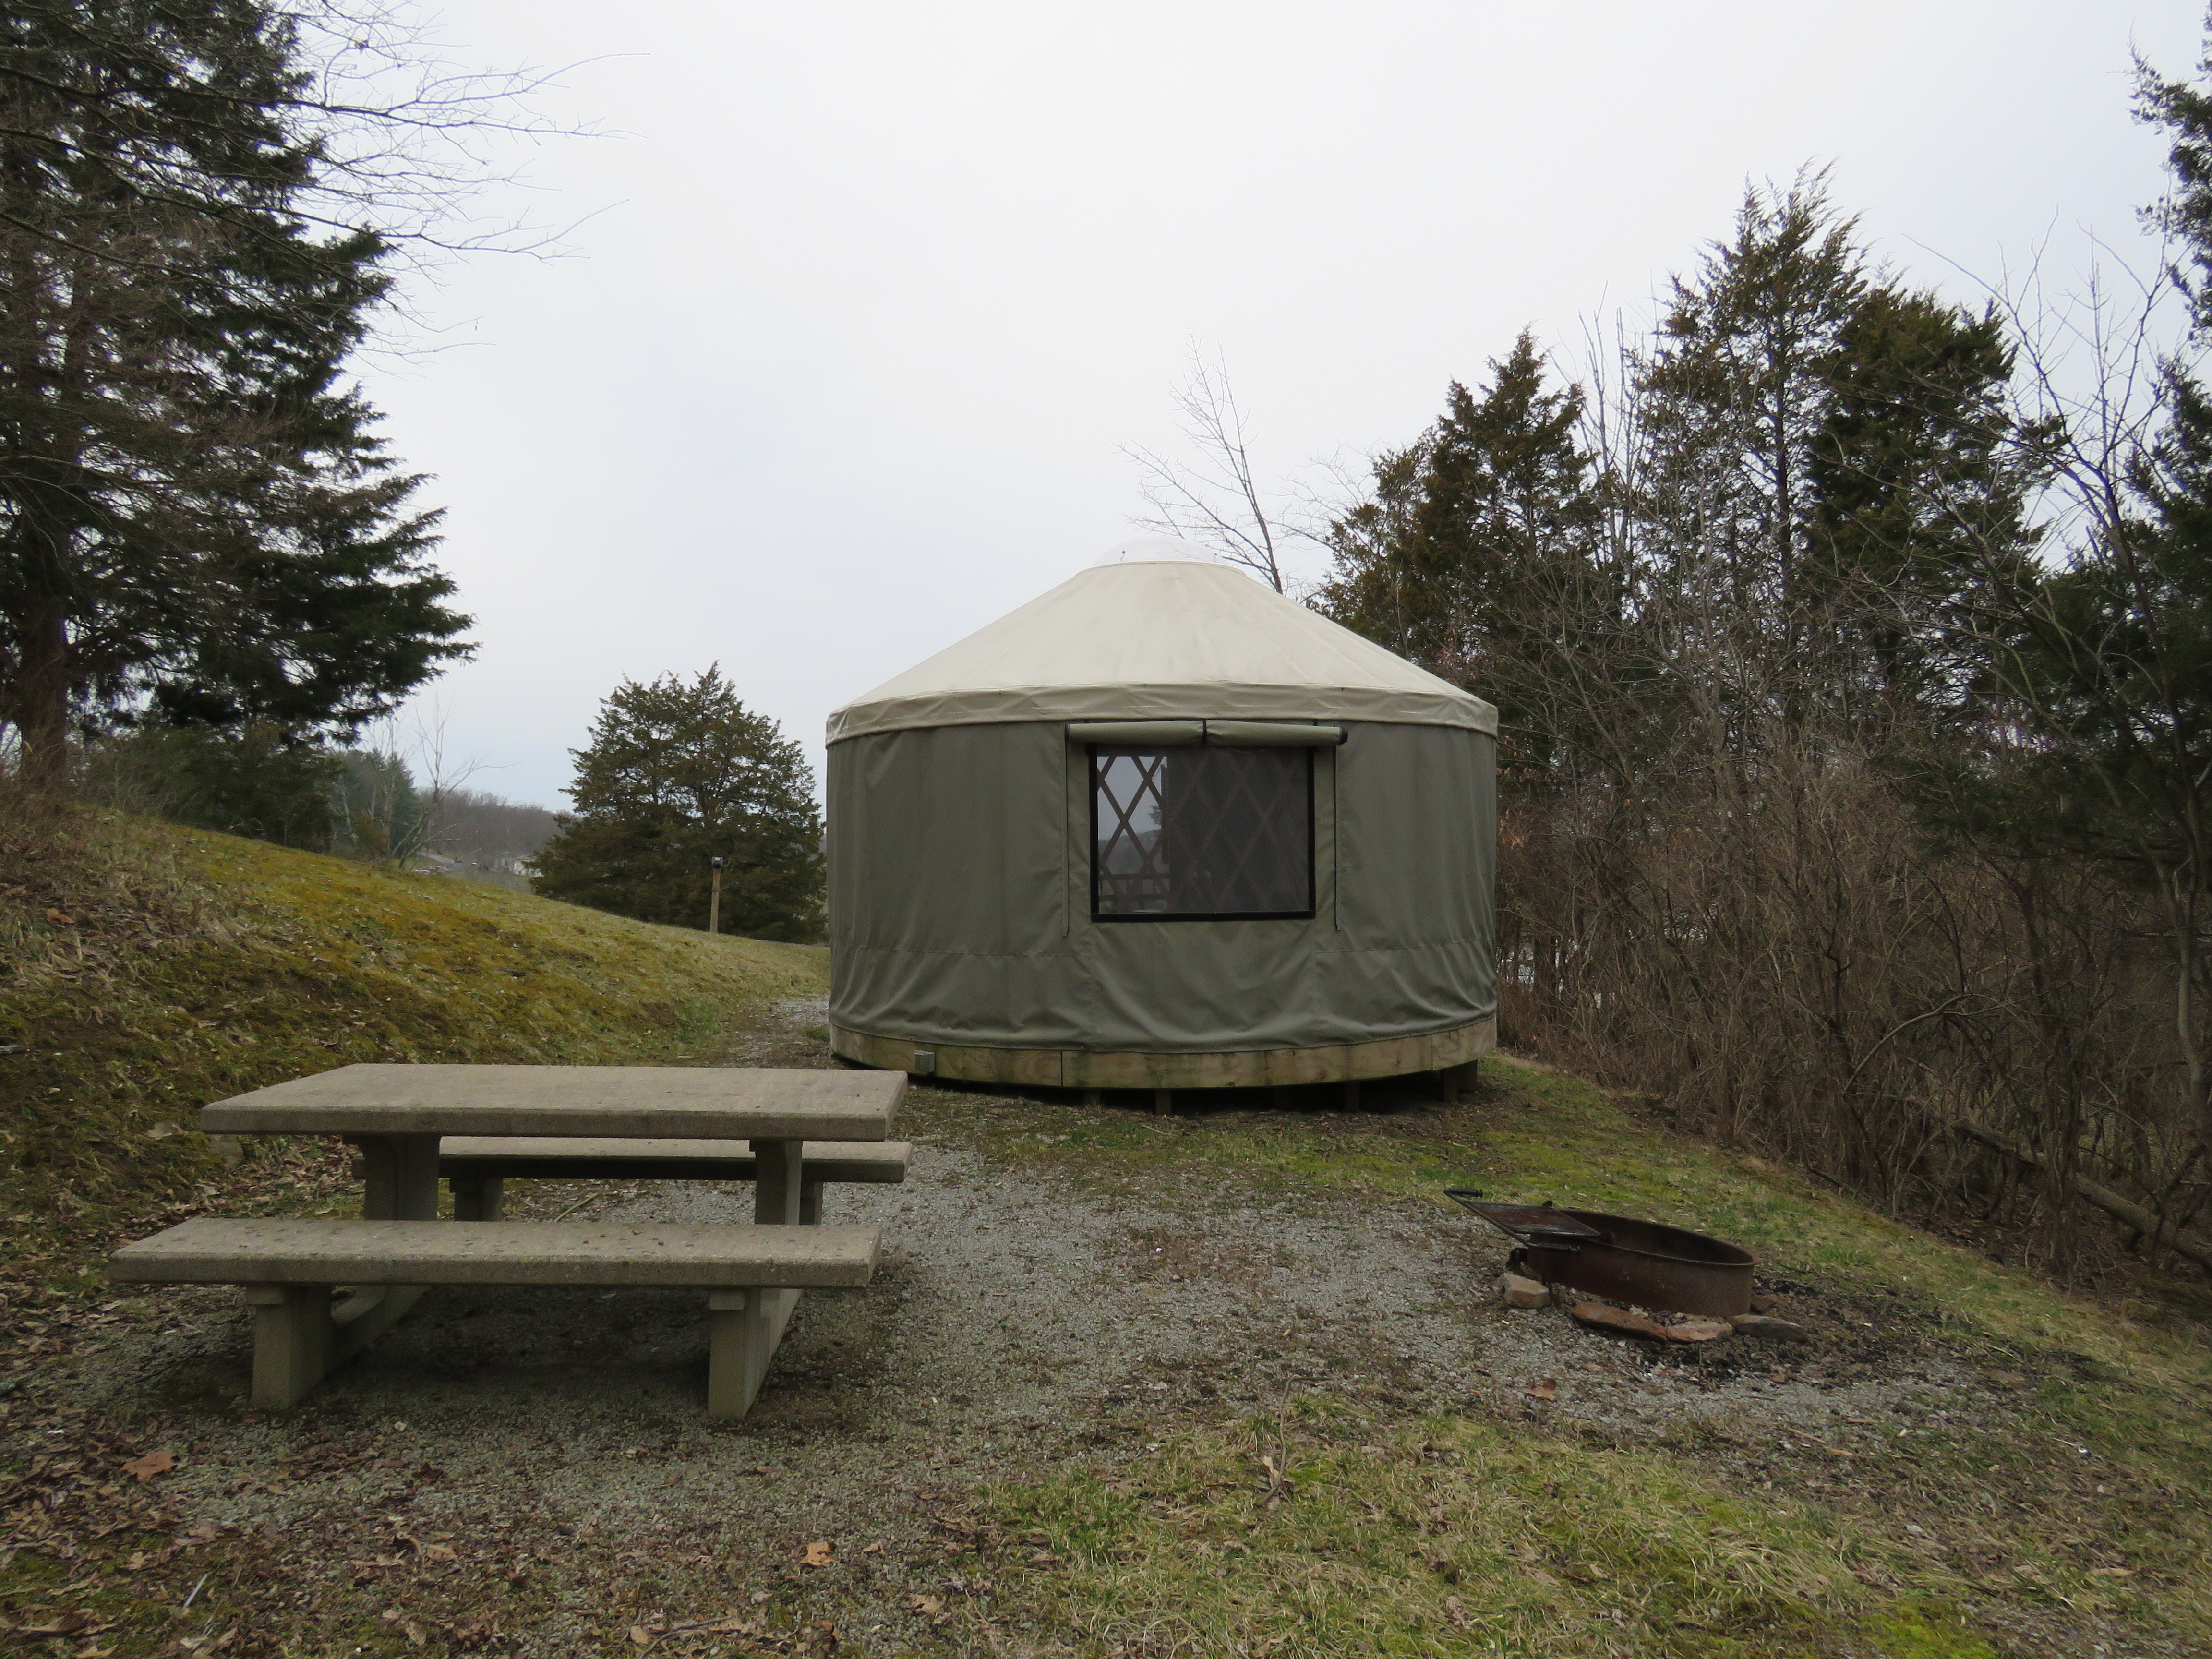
[824,539,1498,1090]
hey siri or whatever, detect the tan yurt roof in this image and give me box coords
[827,538,1497,742]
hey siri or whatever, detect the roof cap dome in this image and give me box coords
[828,540,1496,742]
[1087,536,1216,568]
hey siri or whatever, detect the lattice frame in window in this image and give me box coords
[1090,745,1315,921]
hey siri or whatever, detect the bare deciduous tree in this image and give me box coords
[1123,344,1291,591]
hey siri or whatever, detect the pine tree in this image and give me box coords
[0,1,469,783]
[1811,289,2036,723]
[1318,331,1607,769]
[1631,177,2036,750]
[1938,40,2212,1157]
[532,668,824,942]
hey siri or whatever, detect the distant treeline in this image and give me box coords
[433,790,565,876]
[72,725,558,879]
[1311,72,2212,1275]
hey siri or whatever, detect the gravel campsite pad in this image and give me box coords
[1,1008,2205,1657]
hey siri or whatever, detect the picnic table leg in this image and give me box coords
[451,1174,504,1221]
[754,1139,803,1226]
[354,1134,443,1221]
[337,1132,437,1347]
[245,1285,336,1409]
[742,1140,808,1394]
[706,1287,797,1419]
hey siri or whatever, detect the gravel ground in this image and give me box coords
[1,1003,2078,1654]
[60,1191,1973,1652]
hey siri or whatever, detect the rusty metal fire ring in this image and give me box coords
[1445,1191,1756,1318]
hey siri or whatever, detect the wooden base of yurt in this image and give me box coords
[828,1016,1495,1091]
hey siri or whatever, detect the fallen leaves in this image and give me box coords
[10,1607,113,1638]
[630,1612,767,1648]
[121,1450,174,1482]
[380,1606,430,1646]
[799,1539,834,1568]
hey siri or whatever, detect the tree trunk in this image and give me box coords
[1954,1117,2212,1276]
[10,599,70,789]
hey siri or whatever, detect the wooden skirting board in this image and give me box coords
[829,1017,1496,1089]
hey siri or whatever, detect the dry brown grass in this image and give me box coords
[0,805,826,1228]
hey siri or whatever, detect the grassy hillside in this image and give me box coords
[0,807,827,1228]
[4,807,2208,1655]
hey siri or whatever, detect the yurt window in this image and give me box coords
[1090,745,1314,920]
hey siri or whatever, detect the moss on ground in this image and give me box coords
[0,812,826,1234]
[990,1405,1993,1658]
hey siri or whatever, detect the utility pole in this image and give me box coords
[709,855,725,936]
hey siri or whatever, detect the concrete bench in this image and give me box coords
[108,1216,879,1419]
[435,1137,911,1222]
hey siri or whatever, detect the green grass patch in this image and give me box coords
[0,814,827,1230]
[986,1406,1991,1658]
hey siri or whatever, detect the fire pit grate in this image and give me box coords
[1445,1189,1757,1318]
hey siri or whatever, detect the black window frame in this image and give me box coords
[1087,743,1317,924]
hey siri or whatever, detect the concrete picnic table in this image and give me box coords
[201,1062,903,1222]
[192,1063,906,1378]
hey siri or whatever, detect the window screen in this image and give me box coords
[1091,745,1314,920]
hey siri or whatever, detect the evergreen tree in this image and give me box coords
[1636,178,1866,689]
[1318,332,1608,771]
[1635,175,2032,745]
[532,668,824,942]
[1934,38,2212,1156]
[1812,288,2037,723]
[0,1,470,784]
[94,721,342,849]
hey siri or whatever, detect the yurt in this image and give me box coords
[824,538,1498,1095]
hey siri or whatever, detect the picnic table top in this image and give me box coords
[198,1064,904,1142]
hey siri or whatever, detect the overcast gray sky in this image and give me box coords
[357,1,2208,809]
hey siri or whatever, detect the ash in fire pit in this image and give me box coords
[1446,1190,1756,1318]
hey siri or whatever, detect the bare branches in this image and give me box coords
[0,0,599,281]
[277,0,601,263]
[349,699,485,865]
[1123,344,1289,592]
[1933,230,2184,549]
